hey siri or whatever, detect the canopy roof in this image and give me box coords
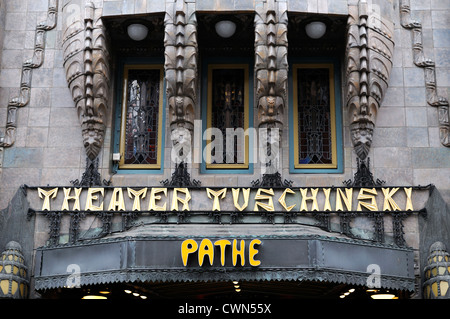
[34,233,415,292]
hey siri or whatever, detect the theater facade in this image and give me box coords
[0,0,449,300]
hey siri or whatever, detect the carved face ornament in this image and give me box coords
[175,96,185,117]
[258,95,284,128]
[169,96,194,130]
[81,115,105,160]
[350,121,374,160]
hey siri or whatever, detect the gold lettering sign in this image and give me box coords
[357,188,378,211]
[85,188,104,211]
[232,188,250,211]
[35,186,418,213]
[336,188,353,211]
[127,188,147,211]
[249,239,262,266]
[171,188,191,211]
[404,187,414,211]
[382,188,401,211]
[38,188,58,211]
[254,188,274,211]
[206,188,227,211]
[278,188,296,211]
[181,238,261,267]
[62,187,82,211]
[233,239,245,266]
[149,188,167,211]
[108,188,125,211]
[181,239,198,266]
[214,239,231,266]
[300,188,319,211]
[198,239,214,266]
[323,188,332,211]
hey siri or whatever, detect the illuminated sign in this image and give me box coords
[181,238,261,267]
[30,185,428,247]
[35,186,415,213]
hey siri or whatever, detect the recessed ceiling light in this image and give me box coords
[305,21,327,39]
[82,295,107,299]
[127,23,148,41]
[215,20,236,38]
[371,294,396,299]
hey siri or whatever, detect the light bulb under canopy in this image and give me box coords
[215,20,236,38]
[127,23,148,41]
[305,21,327,39]
[370,294,396,299]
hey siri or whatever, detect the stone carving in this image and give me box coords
[62,0,111,161]
[345,0,394,160]
[0,241,29,299]
[423,241,450,298]
[254,0,288,177]
[400,0,450,147]
[164,0,197,162]
[255,0,288,132]
[0,0,58,147]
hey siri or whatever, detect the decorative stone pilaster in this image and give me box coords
[400,0,450,147]
[254,0,288,177]
[62,0,111,186]
[255,0,288,133]
[345,0,394,162]
[62,0,111,162]
[164,0,197,164]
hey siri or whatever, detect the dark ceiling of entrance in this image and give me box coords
[39,280,405,300]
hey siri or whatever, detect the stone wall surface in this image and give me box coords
[0,0,6,66]
[0,0,448,234]
[0,0,448,301]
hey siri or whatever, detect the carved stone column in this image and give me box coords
[164,0,197,164]
[62,0,111,185]
[254,0,288,177]
[345,0,394,162]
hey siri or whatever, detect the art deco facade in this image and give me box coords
[0,0,449,300]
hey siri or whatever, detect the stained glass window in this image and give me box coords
[120,66,164,169]
[293,64,337,169]
[206,65,249,169]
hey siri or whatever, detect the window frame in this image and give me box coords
[113,58,166,173]
[201,58,254,174]
[288,58,343,174]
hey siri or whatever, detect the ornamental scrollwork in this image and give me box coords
[0,0,59,147]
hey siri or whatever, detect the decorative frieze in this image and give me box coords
[400,0,450,147]
[0,0,58,148]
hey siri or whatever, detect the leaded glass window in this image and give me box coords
[205,65,250,169]
[119,65,164,169]
[293,64,337,169]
